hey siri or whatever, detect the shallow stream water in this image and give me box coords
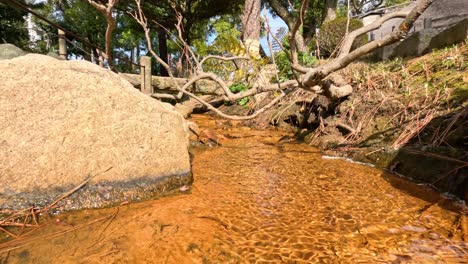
[1,115,467,263]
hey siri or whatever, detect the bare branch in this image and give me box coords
[289,0,311,65]
[87,0,106,12]
[173,9,200,70]
[178,72,234,100]
[179,89,287,120]
[132,0,434,121]
[302,0,434,88]
[232,80,298,100]
[339,10,410,57]
[131,0,181,89]
[263,13,281,85]
[198,55,250,73]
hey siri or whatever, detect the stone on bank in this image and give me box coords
[0,53,192,210]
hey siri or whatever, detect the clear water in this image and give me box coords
[1,115,466,263]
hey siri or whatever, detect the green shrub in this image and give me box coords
[228,82,250,107]
[274,51,317,82]
[229,82,248,93]
[319,17,367,56]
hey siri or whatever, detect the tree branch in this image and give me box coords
[132,0,434,120]
[302,0,434,88]
[289,0,311,64]
[339,10,410,57]
[267,0,294,29]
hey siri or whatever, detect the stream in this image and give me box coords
[1,115,467,263]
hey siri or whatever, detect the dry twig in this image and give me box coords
[0,167,113,238]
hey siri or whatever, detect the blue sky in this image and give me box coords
[260,10,288,56]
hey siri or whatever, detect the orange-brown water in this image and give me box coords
[1,115,467,263]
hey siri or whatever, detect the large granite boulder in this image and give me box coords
[0,43,27,60]
[0,54,192,210]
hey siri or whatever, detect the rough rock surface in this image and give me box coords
[0,44,27,60]
[0,54,192,210]
[121,73,224,95]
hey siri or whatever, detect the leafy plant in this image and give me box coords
[228,82,250,107]
[229,82,248,93]
[298,52,318,67]
[237,97,250,106]
[274,51,317,82]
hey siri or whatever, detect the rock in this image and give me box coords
[328,84,353,99]
[121,73,223,95]
[0,54,192,210]
[46,51,65,60]
[0,44,27,60]
[186,121,201,137]
[199,129,226,146]
[252,64,278,89]
[175,103,193,118]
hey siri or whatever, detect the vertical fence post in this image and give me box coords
[58,29,67,60]
[91,48,96,64]
[98,49,104,67]
[140,56,152,95]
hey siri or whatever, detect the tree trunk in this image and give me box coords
[242,0,261,57]
[267,0,308,52]
[323,0,338,23]
[87,0,119,70]
[303,21,316,48]
[158,28,169,77]
[130,47,136,72]
[136,45,140,60]
[295,34,307,52]
[104,18,116,68]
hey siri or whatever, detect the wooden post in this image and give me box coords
[98,49,104,67]
[131,48,136,72]
[91,48,96,64]
[58,29,67,60]
[140,56,152,94]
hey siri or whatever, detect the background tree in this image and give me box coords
[87,0,119,68]
[241,0,261,57]
[267,0,326,52]
[0,0,30,48]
